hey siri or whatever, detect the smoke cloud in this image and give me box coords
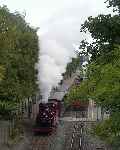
[37,38,76,103]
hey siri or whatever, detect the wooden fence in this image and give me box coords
[0,120,10,146]
[0,96,39,147]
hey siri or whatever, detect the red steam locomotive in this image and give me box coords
[33,99,61,134]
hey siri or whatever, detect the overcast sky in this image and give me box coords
[1,0,110,25]
[0,0,112,54]
[0,0,113,60]
[1,0,111,32]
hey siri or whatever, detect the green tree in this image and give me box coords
[80,14,120,62]
[66,0,120,148]
[0,6,39,118]
[106,0,120,13]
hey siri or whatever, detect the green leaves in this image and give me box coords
[65,80,89,105]
[105,0,120,13]
[0,101,17,119]
[79,1,120,145]
[94,112,120,148]
[80,14,120,61]
[72,1,120,147]
[0,65,5,82]
[0,6,39,117]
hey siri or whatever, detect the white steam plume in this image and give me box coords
[37,38,76,103]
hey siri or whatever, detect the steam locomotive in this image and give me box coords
[33,99,61,134]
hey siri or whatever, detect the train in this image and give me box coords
[33,99,61,134]
[33,98,88,134]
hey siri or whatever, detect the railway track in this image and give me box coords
[63,110,112,150]
[30,122,65,150]
[30,110,112,150]
[30,110,88,150]
[31,136,49,150]
[31,131,57,150]
[69,122,84,150]
[63,110,86,150]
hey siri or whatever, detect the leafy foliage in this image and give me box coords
[66,0,120,148]
[94,112,120,149]
[80,14,120,61]
[0,6,39,117]
[64,81,89,105]
[0,65,5,82]
[87,47,120,111]
[106,0,120,13]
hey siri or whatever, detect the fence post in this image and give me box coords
[0,121,9,146]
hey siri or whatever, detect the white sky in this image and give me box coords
[0,0,112,51]
[1,0,111,26]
